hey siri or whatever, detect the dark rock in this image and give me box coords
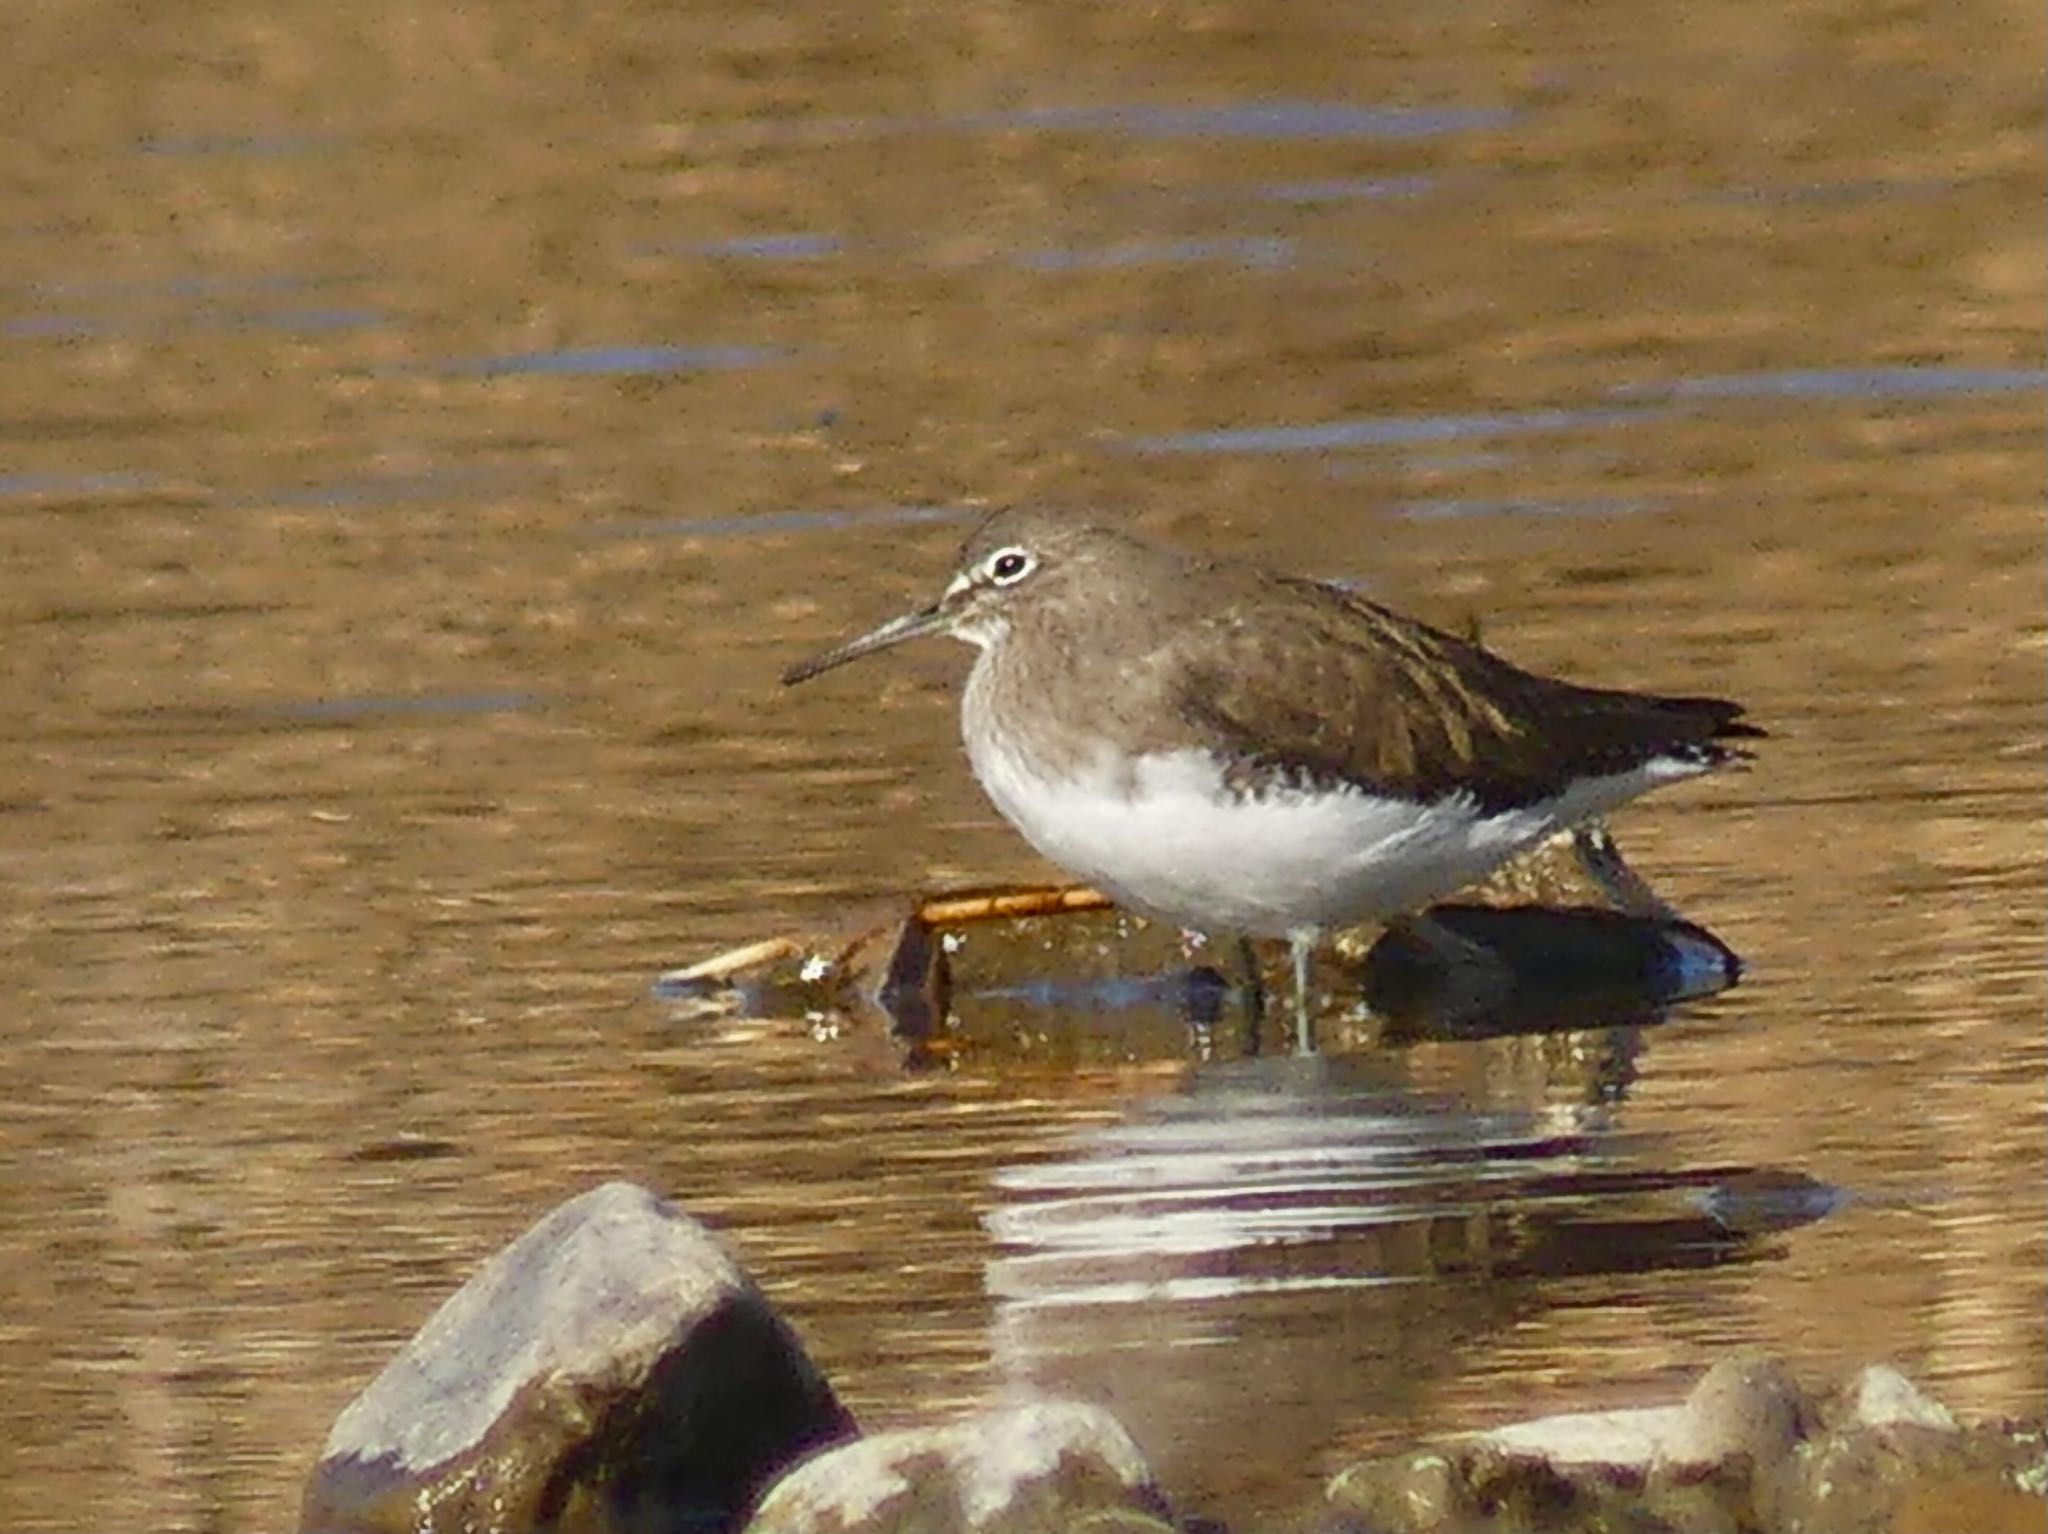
[300,1181,854,1534]
[743,1399,1174,1534]
[1359,904,1743,1041]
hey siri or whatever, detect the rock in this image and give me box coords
[1769,1415,2044,1534]
[1324,1450,1456,1533]
[1320,1356,2044,1534]
[1359,904,1745,1042]
[1328,1438,1677,1534]
[1434,1355,1811,1482]
[744,1399,1174,1534]
[1658,1351,1814,1473]
[300,1181,855,1534]
[1478,1405,1690,1470]
[1837,1364,1959,1434]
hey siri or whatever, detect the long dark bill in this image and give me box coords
[781,605,950,686]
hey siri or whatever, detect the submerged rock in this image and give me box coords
[1322,1353,2045,1534]
[1358,903,1742,1040]
[656,821,1741,1052]
[299,1181,854,1534]
[744,1399,1175,1534]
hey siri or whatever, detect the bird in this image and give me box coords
[783,507,1760,1043]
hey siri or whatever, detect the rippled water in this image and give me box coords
[1,2,2041,1530]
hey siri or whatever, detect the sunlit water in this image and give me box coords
[1,2,2041,1530]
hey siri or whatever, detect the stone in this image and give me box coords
[1326,1432,1657,1533]
[1319,1357,2043,1534]
[1324,1450,1456,1533]
[1479,1405,1689,1470]
[744,1399,1173,1534]
[1770,1415,2044,1534]
[1657,1351,1813,1473]
[299,1181,855,1534]
[1837,1364,1959,1434]
[1358,904,1744,1041]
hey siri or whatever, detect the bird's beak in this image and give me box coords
[781,602,951,686]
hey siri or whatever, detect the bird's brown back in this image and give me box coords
[980,538,1759,811]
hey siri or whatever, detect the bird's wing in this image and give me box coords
[1165,576,1759,812]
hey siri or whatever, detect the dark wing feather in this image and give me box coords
[1169,576,1761,813]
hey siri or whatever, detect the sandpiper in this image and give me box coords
[784,508,1760,1040]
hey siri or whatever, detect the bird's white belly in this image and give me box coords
[965,738,1692,938]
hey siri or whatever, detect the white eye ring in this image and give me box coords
[984,547,1035,585]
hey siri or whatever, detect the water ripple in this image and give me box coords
[593,503,972,540]
[1013,237,1296,272]
[1615,366,2048,402]
[444,343,780,378]
[260,691,546,722]
[1123,406,1659,456]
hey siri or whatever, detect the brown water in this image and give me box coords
[2,2,2043,1530]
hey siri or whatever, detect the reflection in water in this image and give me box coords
[812,887,1788,1501]
[986,1050,1836,1509]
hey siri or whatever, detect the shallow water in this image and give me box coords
[1,1,2042,1529]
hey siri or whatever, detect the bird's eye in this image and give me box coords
[986,548,1035,585]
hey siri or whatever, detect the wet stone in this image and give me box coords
[1770,1417,2045,1534]
[744,1399,1174,1534]
[1319,1357,2043,1534]
[1836,1364,1959,1434]
[299,1181,854,1534]
[1659,1351,1815,1473]
[661,821,1727,1044]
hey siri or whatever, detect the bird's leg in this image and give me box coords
[1572,823,1677,920]
[1235,935,1267,1026]
[1288,930,1317,1054]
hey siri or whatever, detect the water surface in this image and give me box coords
[0,2,2040,1530]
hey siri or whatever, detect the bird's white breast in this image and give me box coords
[962,726,1701,939]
